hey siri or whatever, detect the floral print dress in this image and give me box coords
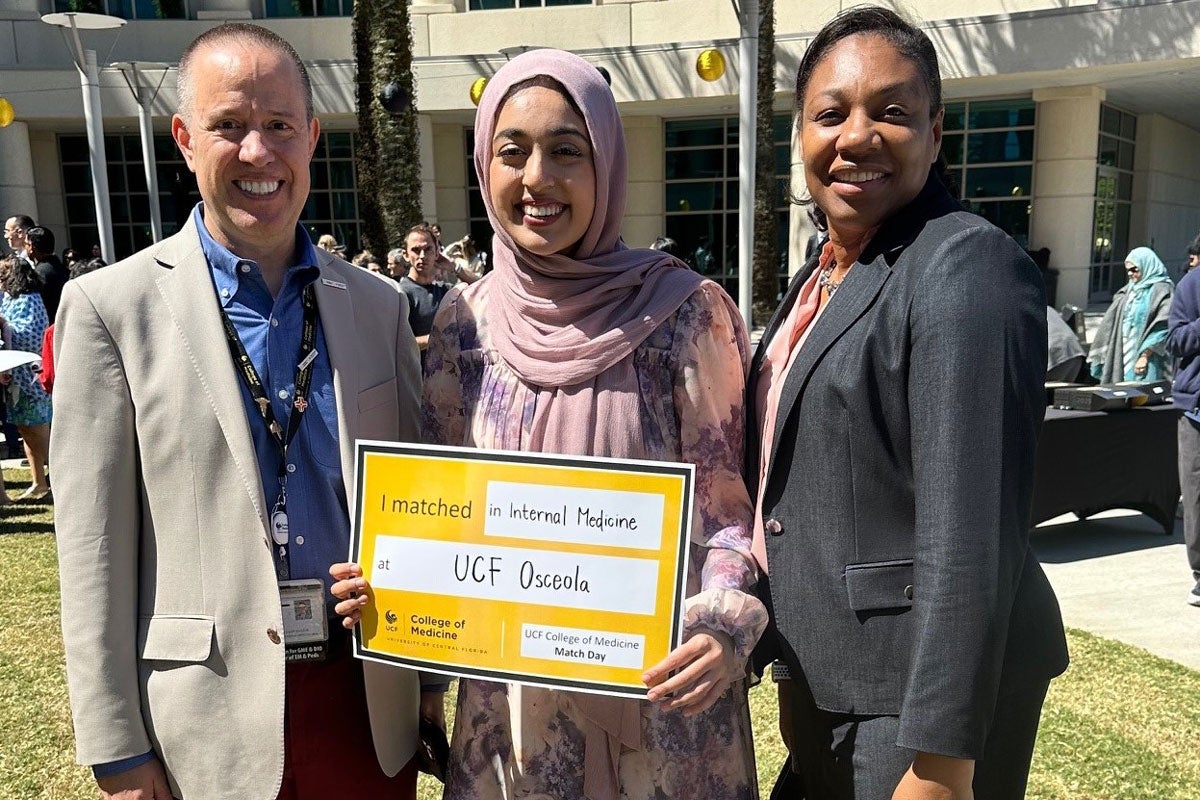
[0,292,52,426]
[423,277,767,800]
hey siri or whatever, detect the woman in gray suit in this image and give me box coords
[750,8,1069,799]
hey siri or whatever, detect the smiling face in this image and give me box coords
[171,40,319,265]
[800,34,942,238]
[487,85,596,257]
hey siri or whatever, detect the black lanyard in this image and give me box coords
[218,281,319,580]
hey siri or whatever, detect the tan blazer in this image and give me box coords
[52,216,423,800]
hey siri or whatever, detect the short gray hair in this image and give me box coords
[387,248,404,262]
[177,23,313,123]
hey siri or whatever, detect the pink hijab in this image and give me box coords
[473,48,704,387]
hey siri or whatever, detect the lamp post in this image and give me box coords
[733,0,759,328]
[41,11,125,263]
[111,61,170,243]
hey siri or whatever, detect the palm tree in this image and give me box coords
[752,0,779,327]
[353,0,423,257]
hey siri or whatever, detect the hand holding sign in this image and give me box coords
[330,561,369,629]
[643,630,739,716]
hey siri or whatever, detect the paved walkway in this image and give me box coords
[1034,509,1200,670]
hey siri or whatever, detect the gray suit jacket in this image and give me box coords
[52,216,424,799]
[750,176,1069,759]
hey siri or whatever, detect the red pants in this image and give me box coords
[277,638,418,800]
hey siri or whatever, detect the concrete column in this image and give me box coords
[410,0,458,14]
[418,113,438,225]
[0,121,40,224]
[1029,85,1105,307]
[432,123,469,240]
[621,115,663,250]
[194,0,254,19]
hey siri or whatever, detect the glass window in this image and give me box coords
[962,165,1032,199]
[264,0,350,16]
[664,118,724,148]
[967,98,1035,129]
[55,0,186,18]
[943,103,966,132]
[939,98,1035,247]
[469,0,590,8]
[966,130,1034,164]
[464,131,496,269]
[1088,105,1137,300]
[59,131,364,262]
[664,115,793,297]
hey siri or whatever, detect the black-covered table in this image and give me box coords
[1031,403,1180,533]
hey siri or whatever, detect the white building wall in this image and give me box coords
[621,115,663,249]
[1131,113,1200,272]
[432,123,470,242]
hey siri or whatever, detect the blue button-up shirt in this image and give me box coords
[97,207,360,779]
[193,204,350,601]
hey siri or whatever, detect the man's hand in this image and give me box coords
[97,758,173,800]
[891,752,974,800]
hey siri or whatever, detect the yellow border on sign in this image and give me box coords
[350,441,694,698]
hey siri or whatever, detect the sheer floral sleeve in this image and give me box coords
[672,283,767,662]
[421,285,470,448]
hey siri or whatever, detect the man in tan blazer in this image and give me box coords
[52,23,435,800]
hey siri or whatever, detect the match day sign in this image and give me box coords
[350,441,694,698]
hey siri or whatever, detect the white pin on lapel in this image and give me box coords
[321,278,347,290]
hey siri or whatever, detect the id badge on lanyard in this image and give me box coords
[279,579,330,662]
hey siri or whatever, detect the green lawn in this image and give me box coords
[3,471,1198,799]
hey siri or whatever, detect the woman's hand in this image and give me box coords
[329,561,370,630]
[642,630,738,717]
[891,752,974,800]
[1135,352,1150,377]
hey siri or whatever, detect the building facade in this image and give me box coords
[3,0,1200,307]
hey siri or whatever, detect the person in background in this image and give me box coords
[386,247,405,280]
[1167,234,1200,607]
[1088,246,1174,383]
[751,8,1067,798]
[0,254,52,501]
[332,48,766,800]
[439,234,485,285]
[396,223,449,358]
[38,256,106,397]
[61,248,79,273]
[4,215,34,265]
[27,226,69,322]
[317,232,338,253]
[1046,306,1086,382]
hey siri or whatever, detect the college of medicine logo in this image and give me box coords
[385,610,398,625]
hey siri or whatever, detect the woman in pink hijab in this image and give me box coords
[335,48,765,799]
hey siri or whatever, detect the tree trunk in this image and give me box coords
[751,0,778,327]
[353,0,423,257]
